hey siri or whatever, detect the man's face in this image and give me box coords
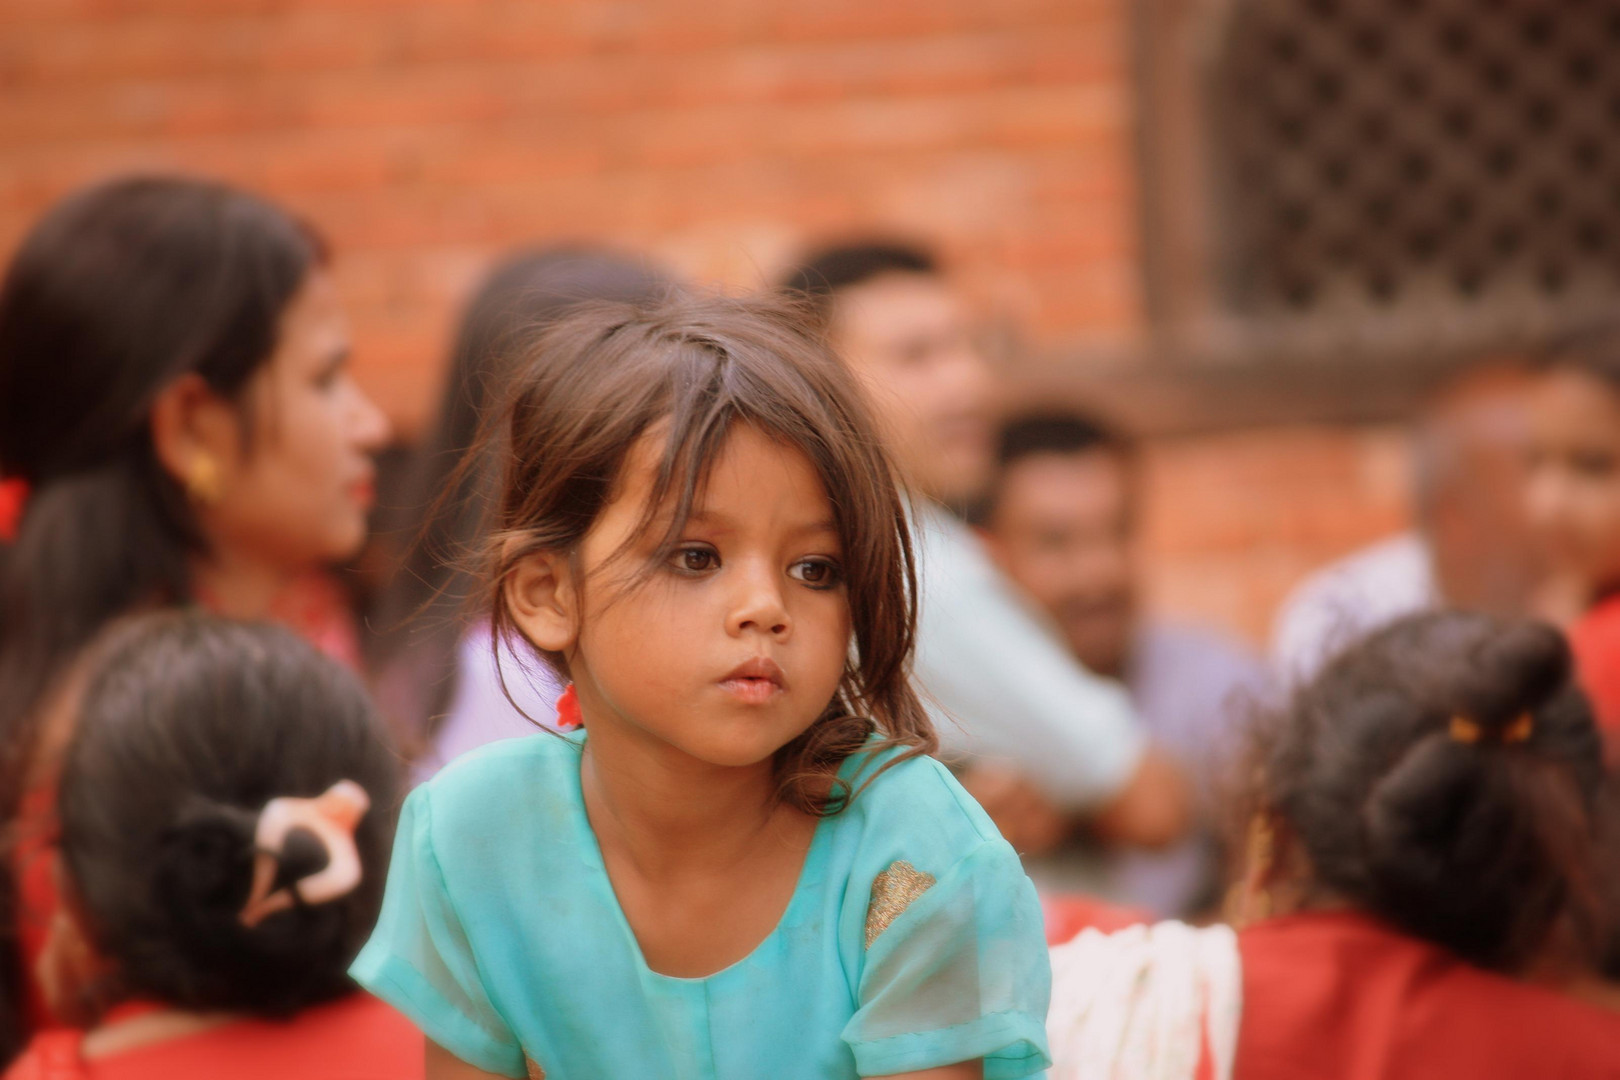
[828,272,996,507]
[984,448,1137,677]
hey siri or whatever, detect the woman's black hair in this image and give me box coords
[365,247,669,752]
[57,612,399,1018]
[1261,611,1607,972]
[0,175,325,1056]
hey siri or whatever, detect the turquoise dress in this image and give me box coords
[351,731,1051,1079]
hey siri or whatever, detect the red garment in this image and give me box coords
[1570,595,1620,761]
[1234,912,1620,1079]
[267,573,363,671]
[1040,893,1149,945]
[14,786,57,1035]
[3,993,423,1080]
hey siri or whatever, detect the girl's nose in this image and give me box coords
[728,566,791,639]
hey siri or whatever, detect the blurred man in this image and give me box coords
[977,412,1266,914]
[783,243,1190,881]
[1271,363,1539,682]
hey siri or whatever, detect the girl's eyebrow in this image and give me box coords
[683,508,839,538]
[795,518,840,538]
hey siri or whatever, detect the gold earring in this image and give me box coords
[185,453,224,506]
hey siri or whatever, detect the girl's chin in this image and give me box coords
[673,724,815,770]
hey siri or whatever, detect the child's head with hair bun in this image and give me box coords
[46,611,401,1022]
[1249,611,1606,973]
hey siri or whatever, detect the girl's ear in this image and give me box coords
[149,372,243,494]
[503,547,579,654]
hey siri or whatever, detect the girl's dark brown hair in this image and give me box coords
[1258,611,1606,973]
[486,292,935,813]
[0,176,324,1061]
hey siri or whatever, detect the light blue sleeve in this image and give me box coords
[349,785,528,1079]
[912,507,1147,811]
[841,840,1053,1079]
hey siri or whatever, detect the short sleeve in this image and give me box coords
[349,785,528,1078]
[842,840,1052,1079]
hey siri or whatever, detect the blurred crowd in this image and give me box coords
[1,175,1619,1079]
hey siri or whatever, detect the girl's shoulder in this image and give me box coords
[840,743,998,839]
[409,731,584,846]
[831,744,1013,894]
[425,729,580,790]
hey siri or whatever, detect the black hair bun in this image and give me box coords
[272,827,331,895]
[1273,612,1605,972]
[1361,735,1528,965]
[155,802,258,919]
[1459,620,1570,731]
[57,614,401,1018]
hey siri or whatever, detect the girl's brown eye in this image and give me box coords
[789,558,842,588]
[674,547,718,572]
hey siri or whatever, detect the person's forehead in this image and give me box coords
[830,272,960,338]
[996,450,1131,514]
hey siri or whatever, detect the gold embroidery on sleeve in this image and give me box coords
[864,860,936,947]
[525,1057,546,1080]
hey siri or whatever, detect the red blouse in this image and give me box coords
[3,993,423,1080]
[1234,912,1620,1079]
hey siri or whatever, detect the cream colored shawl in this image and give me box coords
[1046,920,1243,1080]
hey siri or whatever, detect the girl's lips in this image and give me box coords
[719,656,787,704]
[719,676,784,705]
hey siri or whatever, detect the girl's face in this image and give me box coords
[1526,368,1620,592]
[201,270,390,570]
[557,424,853,770]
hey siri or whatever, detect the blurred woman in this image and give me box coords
[1046,612,1620,1079]
[365,248,669,774]
[4,613,419,1079]
[0,176,389,1060]
[1525,326,1620,753]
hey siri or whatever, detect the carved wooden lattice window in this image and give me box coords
[1156,0,1620,358]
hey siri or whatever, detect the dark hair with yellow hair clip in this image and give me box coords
[1256,611,1606,973]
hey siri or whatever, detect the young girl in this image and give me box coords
[1525,326,1620,752]
[351,295,1052,1079]
[1045,612,1620,1079]
[4,612,420,1079]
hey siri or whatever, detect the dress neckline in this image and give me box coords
[563,729,839,985]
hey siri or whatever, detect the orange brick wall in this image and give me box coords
[0,0,1141,430]
[1138,424,1413,650]
[0,0,1413,649]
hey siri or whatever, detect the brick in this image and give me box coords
[0,0,1418,644]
